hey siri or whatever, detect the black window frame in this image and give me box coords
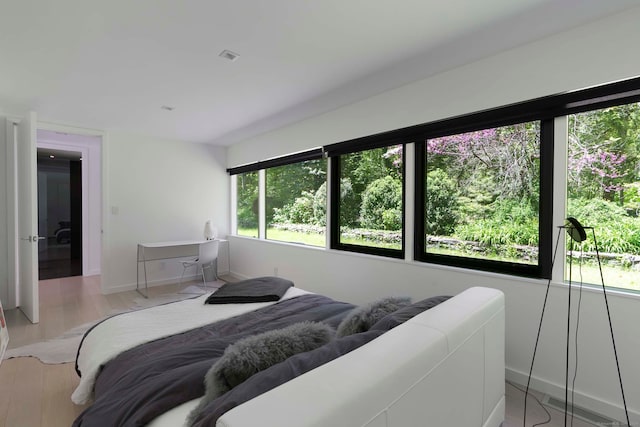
[415,117,554,279]
[228,148,324,240]
[226,76,640,280]
[264,156,328,246]
[327,137,408,259]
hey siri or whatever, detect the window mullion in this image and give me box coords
[325,157,333,250]
[552,116,569,283]
[404,143,415,262]
[230,174,238,234]
[258,169,266,240]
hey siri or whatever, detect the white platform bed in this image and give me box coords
[74,285,505,427]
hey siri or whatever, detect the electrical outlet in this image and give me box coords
[159,261,166,270]
[274,267,278,277]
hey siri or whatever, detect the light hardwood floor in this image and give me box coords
[0,275,599,427]
[0,276,195,427]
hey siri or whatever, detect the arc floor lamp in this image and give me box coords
[523,217,630,427]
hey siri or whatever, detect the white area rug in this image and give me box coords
[3,282,224,364]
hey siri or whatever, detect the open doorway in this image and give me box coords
[37,149,83,279]
[36,129,102,280]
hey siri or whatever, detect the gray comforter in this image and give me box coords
[72,293,358,427]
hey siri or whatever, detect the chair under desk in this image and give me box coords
[136,239,230,298]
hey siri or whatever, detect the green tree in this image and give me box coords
[425,169,459,235]
[360,176,402,230]
[568,103,640,201]
[236,171,259,228]
[266,159,326,224]
[340,146,402,227]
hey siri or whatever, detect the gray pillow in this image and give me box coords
[370,295,451,331]
[336,296,411,338]
[190,329,386,426]
[187,321,333,425]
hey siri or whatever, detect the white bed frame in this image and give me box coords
[149,286,505,427]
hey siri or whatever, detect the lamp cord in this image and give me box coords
[593,231,631,427]
[565,239,574,427]
[523,227,562,427]
[508,380,551,427]
[569,249,584,427]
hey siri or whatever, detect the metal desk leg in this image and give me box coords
[136,244,149,298]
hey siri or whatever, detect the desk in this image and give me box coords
[136,239,229,298]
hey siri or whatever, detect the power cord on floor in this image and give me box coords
[507,380,551,427]
[569,253,585,427]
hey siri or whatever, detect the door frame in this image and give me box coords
[5,117,19,309]
[36,130,102,276]
[37,123,104,277]
[5,120,105,309]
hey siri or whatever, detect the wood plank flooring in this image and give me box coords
[0,276,193,427]
[0,275,600,427]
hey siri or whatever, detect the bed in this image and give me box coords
[72,277,505,427]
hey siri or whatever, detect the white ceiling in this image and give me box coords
[1,0,638,145]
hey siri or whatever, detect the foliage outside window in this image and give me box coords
[566,102,640,291]
[266,159,327,246]
[337,145,403,251]
[236,171,259,238]
[424,122,541,267]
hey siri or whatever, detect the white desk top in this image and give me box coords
[138,239,227,248]
[139,240,204,248]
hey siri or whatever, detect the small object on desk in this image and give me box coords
[204,220,217,240]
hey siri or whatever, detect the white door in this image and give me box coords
[17,112,39,323]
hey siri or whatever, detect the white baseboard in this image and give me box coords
[506,367,638,424]
[102,275,203,295]
[227,270,249,281]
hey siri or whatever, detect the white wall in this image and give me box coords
[101,131,228,294]
[226,7,640,424]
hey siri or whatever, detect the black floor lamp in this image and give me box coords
[523,217,631,427]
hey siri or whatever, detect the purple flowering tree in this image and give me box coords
[568,106,639,200]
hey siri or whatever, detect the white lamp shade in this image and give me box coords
[204,220,217,240]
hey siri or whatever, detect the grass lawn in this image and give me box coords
[566,263,640,292]
[238,228,640,292]
[238,228,401,249]
[238,228,325,246]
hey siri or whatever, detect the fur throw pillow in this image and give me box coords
[336,296,412,338]
[187,321,334,425]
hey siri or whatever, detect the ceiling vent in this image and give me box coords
[219,49,240,61]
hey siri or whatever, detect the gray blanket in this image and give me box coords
[72,294,355,427]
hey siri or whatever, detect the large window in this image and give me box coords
[265,159,327,246]
[229,77,640,289]
[236,171,259,238]
[331,144,404,257]
[566,102,640,291]
[419,121,548,277]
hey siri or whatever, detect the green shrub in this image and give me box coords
[455,198,538,246]
[237,201,258,228]
[568,197,627,224]
[313,182,327,226]
[426,169,459,235]
[272,192,315,224]
[360,176,402,230]
[568,197,640,253]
